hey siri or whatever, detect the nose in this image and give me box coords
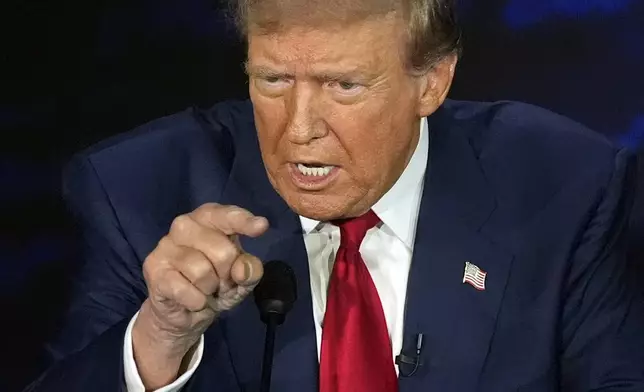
[284,82,327,145]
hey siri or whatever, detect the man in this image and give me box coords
[27,0,644,390]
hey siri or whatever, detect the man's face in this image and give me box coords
[247,14,450,220]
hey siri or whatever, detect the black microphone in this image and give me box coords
[253,260,297,392]
[395,333,424,377]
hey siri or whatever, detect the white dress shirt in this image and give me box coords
[123,118,429,391]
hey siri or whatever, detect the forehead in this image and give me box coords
[246,15,406,73]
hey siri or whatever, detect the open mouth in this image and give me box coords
[295,163,336,177]
[289,162,340,190]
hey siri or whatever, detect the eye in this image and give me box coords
[338,81,358,90]
[264,76,283,84]
[328,80,364,96]
[254,75,291,96]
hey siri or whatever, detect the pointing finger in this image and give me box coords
[191,204,269,237]
[169,215,241,282]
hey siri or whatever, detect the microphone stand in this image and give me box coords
[260,313,279,392]
[254,260,297,392]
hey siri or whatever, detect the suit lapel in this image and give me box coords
[399,105,514,391]
[212,127,319,392]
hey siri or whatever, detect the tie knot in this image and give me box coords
[333,210,380,249]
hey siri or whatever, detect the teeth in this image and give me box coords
[297,163,334,177]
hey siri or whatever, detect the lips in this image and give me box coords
[288,162,340,190]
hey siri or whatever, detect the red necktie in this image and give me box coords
[319,210,399,392]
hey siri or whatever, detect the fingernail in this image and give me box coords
[244,261,254,283]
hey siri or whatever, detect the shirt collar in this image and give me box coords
[299,117,429,248]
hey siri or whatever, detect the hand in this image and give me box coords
[132,203,268,389]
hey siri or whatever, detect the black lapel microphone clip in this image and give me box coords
[395,333,424,377]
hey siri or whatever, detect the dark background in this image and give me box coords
[1,0,643,390]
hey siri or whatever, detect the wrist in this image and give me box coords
[134,301,197,359]
[131,303,198,389]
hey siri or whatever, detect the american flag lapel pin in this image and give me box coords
[463,261,487,291]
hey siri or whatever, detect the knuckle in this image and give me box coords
[180,257,210,281]
[171,281,188,300]
[212,241,239,263]
[143,251,164,282]
[198,202,221,211]
[170,214,193,236]
[144,238,174,270]
[155,236,174,254]
[195,203,221,220]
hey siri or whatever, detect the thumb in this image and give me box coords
[208,256,263,314]
[230,254,264,288]
[208,283,255,314]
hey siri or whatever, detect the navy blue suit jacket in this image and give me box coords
[28,100,644,391]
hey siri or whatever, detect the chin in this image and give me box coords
[268,169,367,221]
[283,191,351,221]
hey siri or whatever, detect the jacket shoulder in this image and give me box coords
[443,100,617,156]
[438,100,632,227]
[441,100,624,178]
[79,99,254,163]
[63,100,256,246]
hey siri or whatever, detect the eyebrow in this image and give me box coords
[244,62,290,78]
[244,61,376,83]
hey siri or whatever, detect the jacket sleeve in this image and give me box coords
[561,148,644,391]
[25,153,147,391]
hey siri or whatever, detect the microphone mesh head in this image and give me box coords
[253,260,297,324]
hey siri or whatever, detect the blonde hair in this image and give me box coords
[231,0,462,73]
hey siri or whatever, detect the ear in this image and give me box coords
[416,55,458,117]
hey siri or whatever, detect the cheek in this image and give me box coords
[330,119,393,183]
[252,97,287,155]
[330,104,415,185]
